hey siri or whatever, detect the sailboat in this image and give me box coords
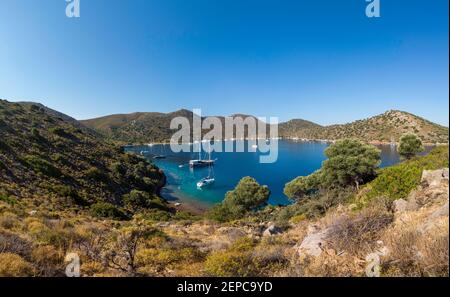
[153,143,167,159]
[189,142,216,168]
[197,145,215,189]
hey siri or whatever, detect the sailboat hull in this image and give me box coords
[197,178,215,188]
[189,160,215,168]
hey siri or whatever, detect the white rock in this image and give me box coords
[295,227,331,257]
[393,199,408,213]
[262,224,283,237]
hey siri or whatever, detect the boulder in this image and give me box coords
[262,224,283,237]
[393,198,419,213]
[407,169,449,208]
[216,227,247,242]
[295,225,331,257]
[393,199,408,213]
[429,200,449,219]
[421,169,449,187]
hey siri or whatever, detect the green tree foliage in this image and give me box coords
[85,167,108,183]
[209,177,270,222]
[284,139,381,200]
[284,170,322,200]
[321,139,381,189]
[122,190,168,211]
[398,133,424,160]
[90,202,129,220]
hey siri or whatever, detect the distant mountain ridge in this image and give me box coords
[81,109,270,143]
[81,109,449,144]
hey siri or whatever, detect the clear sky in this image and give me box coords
[0,0,448,125]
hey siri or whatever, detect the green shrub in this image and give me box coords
[34,227,74,249]
[203,238,257,277]
[207,203,236,222]
[85,167,108,182]
[90,202,129,220]
[366,164,421,201]
[276,188,355,222]
[0,159,6,171]
[173,211,200,221]
[123,190,169,211]
[141,209,172,221]
[284,170,322,200]
[0,139,10,152]
[123,190,150,209]
[52,185,89,206]
[110,161,126,176]
[0,193,17,205]
[23,155,62,178]
[0,253,34,277]
[362,146,449,203]
[51,153,71,166]
[49,127,72,138]
[208,177,270,222]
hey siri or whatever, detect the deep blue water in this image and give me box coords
[125,140,407,207]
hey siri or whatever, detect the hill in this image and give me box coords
[82,110,270,144]
[0,100,166,214]
[81,109,197,144]
[278,119,323,139]
[82,109,448,144]
[312,110,449,144]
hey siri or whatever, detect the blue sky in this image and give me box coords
[0,0,448,125]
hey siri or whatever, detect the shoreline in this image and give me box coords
[168,201,209,215]
[161,187,212,215]
[122,138,449,147]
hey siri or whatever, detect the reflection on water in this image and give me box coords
[125,141,434,208]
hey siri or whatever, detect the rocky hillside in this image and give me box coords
[312,110,449,144]
[0,100,165,210]
[83,109,448,144]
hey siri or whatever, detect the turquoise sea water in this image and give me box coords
[125,140,412,208]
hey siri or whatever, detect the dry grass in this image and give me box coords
[327,205,393,257]
[382,216,449,276]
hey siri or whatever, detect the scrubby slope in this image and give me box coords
[0,100,165,209]
[316,110,448,143]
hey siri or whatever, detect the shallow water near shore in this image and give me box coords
[125,140,429,209]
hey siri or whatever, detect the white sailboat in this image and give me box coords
[197,144,215,189]
[189,142,215,168]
